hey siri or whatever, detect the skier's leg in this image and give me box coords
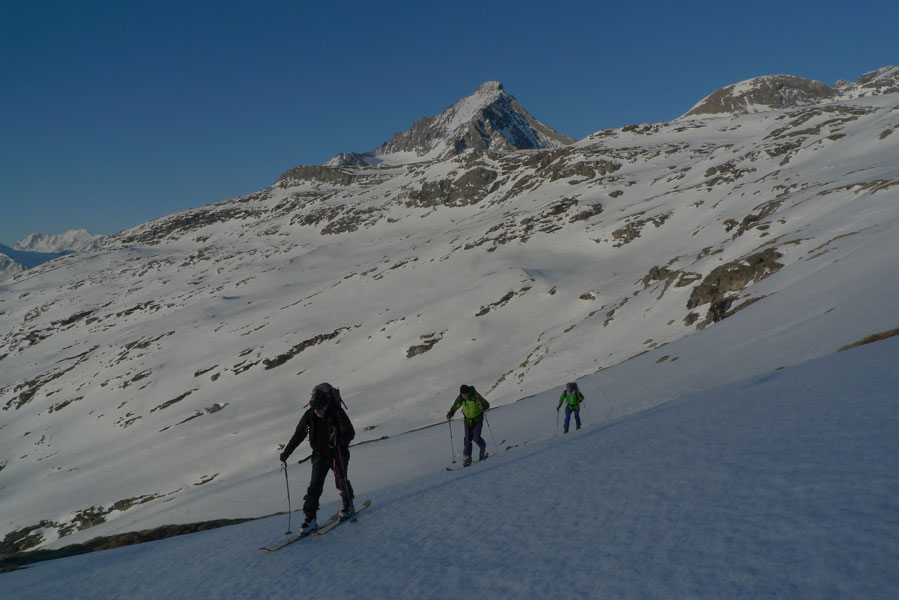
[472,420,487,460]
[332,448,354,505]
[462,421,474,465]
[472,420,486,452]
[564,407,572,432]
[574,409,582,429]
[341,448,354,501]
[303,455,329,515]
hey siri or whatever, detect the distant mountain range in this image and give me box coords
[0,230,107,280]
[1,66,897,555]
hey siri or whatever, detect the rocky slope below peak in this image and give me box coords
[836,65,899,98]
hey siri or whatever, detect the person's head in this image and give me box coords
[460,384,472,398]
[310,389,330,417]
[566,382,577,392]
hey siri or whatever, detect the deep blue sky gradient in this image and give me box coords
[1,0,895,244]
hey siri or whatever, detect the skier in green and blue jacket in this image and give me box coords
[446,384,490,467]
[557,382,584,433]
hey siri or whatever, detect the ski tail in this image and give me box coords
[311,499,371,536]
[260,508,340,552]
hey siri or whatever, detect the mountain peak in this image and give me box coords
[684,74,836,117]
[474,80,504,96]
[323,81,573,167]
[477,80,503,92]
[683,66,899,117]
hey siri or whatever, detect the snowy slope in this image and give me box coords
[1,70,898,562]
[3,336,897,598]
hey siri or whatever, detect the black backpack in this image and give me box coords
[311,382,348,411]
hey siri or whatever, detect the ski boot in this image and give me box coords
[340,500,356,521]
[300,511,317,534]
[479,448,489,461]
[462,455,472,468]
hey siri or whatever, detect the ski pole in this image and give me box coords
[282,462,292,534]
[555,406,560,435]
[483,412,499,453]
[448,419,456,464]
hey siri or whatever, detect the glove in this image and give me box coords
[279,451,288,463]
[446,411,453,420]
[556,406,560,412]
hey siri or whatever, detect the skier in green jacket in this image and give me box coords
[446,384,490,467]
[557,381,584,434]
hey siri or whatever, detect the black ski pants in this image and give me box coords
[303,447,354,515]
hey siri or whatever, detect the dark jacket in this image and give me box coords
[283,403,355,460]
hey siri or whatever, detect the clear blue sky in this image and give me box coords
[1,0,894,244]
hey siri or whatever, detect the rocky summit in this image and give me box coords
[686,65,899,115]
[1,67,897,554]
[324,81,574,166]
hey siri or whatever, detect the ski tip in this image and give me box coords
[362,499,372,508]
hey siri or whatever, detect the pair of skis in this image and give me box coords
[446,453,488,471]
[445,438,505,471]
[260,499,371,552]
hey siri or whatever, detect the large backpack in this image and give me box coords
[310,382,348,411]
[310,382,355,443]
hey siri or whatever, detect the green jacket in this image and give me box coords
[448,392,490,424]
[558,389,584,410]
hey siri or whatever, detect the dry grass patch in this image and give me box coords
[838,328,899,352]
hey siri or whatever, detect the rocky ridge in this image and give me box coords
[685,65,899,116]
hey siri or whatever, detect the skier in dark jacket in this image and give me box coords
[557,381,585,433]
[446,384,490,467]
[280,383,356,533]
